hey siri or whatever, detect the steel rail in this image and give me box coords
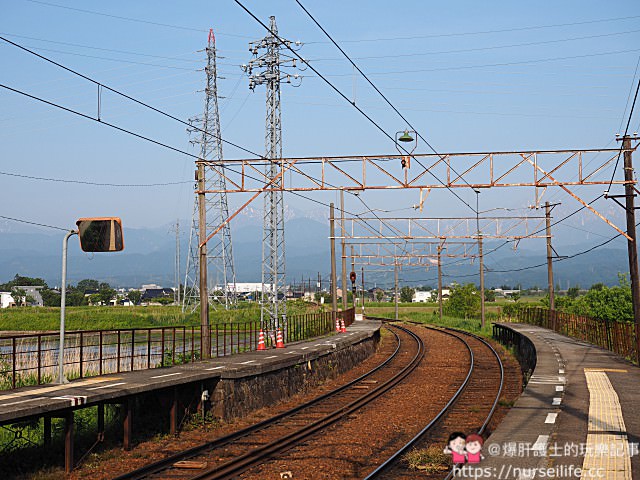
[187,324,425,480]
[112,324,410,480]
[364,319,504,479]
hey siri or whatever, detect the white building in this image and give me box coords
[0,292,15,308]
[225,283,273,294]
[412,291,432,303]
[413,288,451,302]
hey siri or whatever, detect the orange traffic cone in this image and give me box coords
[335,317,341,332]
[257,329,266,351]
[276,328,285,348]
[340,318,347,333]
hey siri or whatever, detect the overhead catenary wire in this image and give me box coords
[606,77,640,192]
[295,0,479,198]
[0,81,416,259]
[0,35,263,159]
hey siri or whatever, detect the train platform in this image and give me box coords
[481,323,639,480]
[0,319,381,426]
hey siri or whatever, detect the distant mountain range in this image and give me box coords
[0,203,632,290]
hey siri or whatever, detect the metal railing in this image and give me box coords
[510,307,638,364]
[0,309,353,390]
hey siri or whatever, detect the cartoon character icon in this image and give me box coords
[465,434,485,463]
[443,432,467,464]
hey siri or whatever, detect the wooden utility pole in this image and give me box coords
[437,244,443,320]
[621,135,640,364]
[197,163,210,358]
[340,190,348,312]
[330,203,338,326]
[545,202,555,312]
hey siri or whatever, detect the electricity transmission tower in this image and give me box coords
[243,16,302,336]
[184,29,237,313]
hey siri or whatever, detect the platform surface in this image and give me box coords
[0,319,381,424]
[475,323,639,480]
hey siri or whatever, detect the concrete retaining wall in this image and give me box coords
[211,332,380,421]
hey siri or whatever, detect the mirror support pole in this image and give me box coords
[58,230,77,384]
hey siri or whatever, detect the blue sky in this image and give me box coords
[1,0,639,243]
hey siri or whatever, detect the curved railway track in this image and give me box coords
[112,323,424,480]
[364,318,505,479]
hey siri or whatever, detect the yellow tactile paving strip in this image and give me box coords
[581,370,631,479]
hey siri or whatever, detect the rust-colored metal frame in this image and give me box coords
[335,216,549,241]
[201,147,633,193]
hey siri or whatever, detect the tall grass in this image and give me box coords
[0,301,316,332]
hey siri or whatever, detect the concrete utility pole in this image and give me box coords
[340,190,348,312]
[621,135,640,364]
[478,233,485,328]
[361,266,365,315]
[174,219,180,305]
[351,245,357,308]
[545,202,555,312]
[198,162,210,358]
[330,203,338,326]
[437,244,443,320]
[394,261,399,321]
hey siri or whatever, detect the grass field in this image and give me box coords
[0,301,317,332]
[363,299,543,337]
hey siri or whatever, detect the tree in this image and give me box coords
[484,289,496,302]
[77,279,100,293]
[98,286,116,306]
[127,290,142,305]
[567,286,580,299]
[11,287,26,307]
[400,286,415,303]
[569,276,632,322]
[444,283,480,319]
[375,290,384,302]
[510,291,521,302]
[40,289,61,307]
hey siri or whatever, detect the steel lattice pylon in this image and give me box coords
[183,29,237,312]
[244,16,302,336]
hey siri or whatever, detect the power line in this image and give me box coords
[295,0,478,199]
[0,83,202,158]
[0,83,410,251]
[0,214,68,232]
[0,170,192,187]
[0,32,203,63]
[23,0,253,38]
[309,28,640,62]
[320,48,640,77]
[305,14,640,44]
[606,77,640,191]
[234,0,477,216]
[0,36,263,159]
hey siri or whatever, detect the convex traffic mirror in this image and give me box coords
[76,217,124,252]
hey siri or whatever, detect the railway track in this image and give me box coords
[112,323,424,480]
[364,319,505,479]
